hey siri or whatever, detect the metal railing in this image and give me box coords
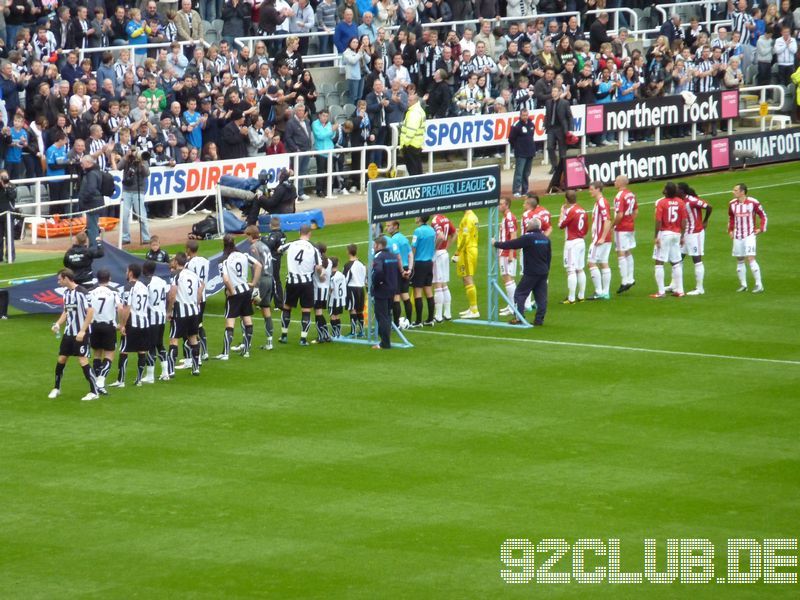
[655,1,732,37]
[584,8,640,37]
[233,31,338,67]
[78,38,210,63]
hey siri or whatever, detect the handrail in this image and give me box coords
[234,31,338,66]
[655,1,732,37]
[584,8,639,36]
[738,84,786,132]
[78,38,209,63]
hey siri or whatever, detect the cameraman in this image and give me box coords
[78,156,104,245]
[0,170,16,263]
[245,168,297,226]
[118,148,151,245]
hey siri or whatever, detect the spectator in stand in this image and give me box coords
[219,109,248,159]
[342,36,366,103]
[174,0,201,59]
[424,69,451,118]
[312,109,335,197]
[660,13,685,45]
[756,29,774,86]
[126,8,152,66]
[284,103,313,201]
[221,0,251,48]
[589,12,613,53]
[289,0,315,55]
[774,26,797,85]
[315,0,337,55]
[334,8,359,54]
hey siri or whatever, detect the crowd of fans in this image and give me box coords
[0,0,797,213]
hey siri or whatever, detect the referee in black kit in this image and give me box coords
[371,236,399,349]
[493,217,551,326]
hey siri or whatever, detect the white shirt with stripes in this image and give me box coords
[89,285,120,325]
[221,251,258,295]
[186,255,210,301]
[328,271,347,308]
[89,137,108,171]
[174,268,201,317]
[63,286,91,336]
[313,260,332,302]
[123,280,151,329]
[729,197,767,239]
[729,10,753,46]
[344,259,366,288]
[147,275,170,325]
[279,239,321,284]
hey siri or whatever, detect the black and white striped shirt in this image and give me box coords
[123,280,151,329]
[186,256,210,302]
[328,271,346,308]
[344,259,366,288]
[514,87,537,111]
[174,268,201,317]
[89,137,108,171]
[63,286,91,336]
[313,260,331,302]
[729,9,754,46]
[221,251,257,295]
[34,38,57,62]
[108,115,131,142]
[89,285,119,325]
[233,75,251,92]
[279,239,321,284]
[114,61,134,84]
[694,59,716,93]
[147,275,169,325]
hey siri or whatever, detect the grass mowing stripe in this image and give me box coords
[408,328,800,366]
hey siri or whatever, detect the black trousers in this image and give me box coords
[403,146,423,175]
[546,126,567,167]
[373,296,393,348]
[514,273,548,326]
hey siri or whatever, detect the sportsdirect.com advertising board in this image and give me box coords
[565,127,800,188]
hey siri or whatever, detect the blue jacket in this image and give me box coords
[372,247,399,298]
[508,118,536,158]
[494,231,551,276]
[312,119,335,151]
[334,21,359,53]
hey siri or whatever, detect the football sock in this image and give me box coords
[183,339,190,360]
[315,315,325,340]
[158,349,167,375]
[349,313,357,335]
[93,357,101,376]
[168,345,178,376]
[264,316,273,340]
[54,362,65,389]
[601,268,611,295]
[627,255,634,283]
[403,298,413,321]
[567,272,577,301]
[695,261,705,291]
[199,326,207,356]
[750,261,762,287]
[82,363,97,394]
[117,353,128,383]
[618,257,628,286]
[243,324,253,353]
[281,309,291,334]
[589,266,601,294]
[190,343,200,370]
[101,358,112,378]
[655,265,665,294]
[392,301,401,326]
[433,288,443,320]
[331,318,341,337]
[465,284,477,310]
[223,327,233,356]
[414,297,423,323]
[443,287,452,318]
[300,312,311,339]
[671,263,683,293]
[426,296,435,321]
[504,280,516,309]
[576,270,586,300]
[146,350,155,367]
[136,353,146,382]
[356,315,364,335]
[737,262,747,286]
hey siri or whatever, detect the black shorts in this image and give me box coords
[225,291,254,319]
[284,282,315,309]
[172,314,200,339]
[150,323,165,349]
[120,326,150,353]
[347,287,365,313]
[91,322,117,352]
[396,276,410,295]
[411,261,433,288]
[198,300,206,322]
[256,274,274,308]
[314,299,329,310]
[329,306,343,316]
[59,334,90,357]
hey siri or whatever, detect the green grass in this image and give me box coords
[1,163,799,598]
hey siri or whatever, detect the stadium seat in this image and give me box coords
[257,209,325,233]
[335,80,348,94]
[205,28,220,45]
[744,64,757,86]
[328,105,343,120]
[338,91,350,105]
[769,114,791,129]
[212,19,224,34]
[320,82,335,95]
[325,91,339,107]
[342,103,356,116]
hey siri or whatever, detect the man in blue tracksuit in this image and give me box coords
[410,215,436,326]
[371,236,399,349]
[493,217,551,326]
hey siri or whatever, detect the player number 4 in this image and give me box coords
[294,250,304,264]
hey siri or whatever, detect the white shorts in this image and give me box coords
[614,231,636,252]
[432,249,450,283]
[652,231,682,263]
[563,238,586,272]
[682,230,705,257]
[499,255,517,277]
[732,234,757,258]
[588,242,612,264]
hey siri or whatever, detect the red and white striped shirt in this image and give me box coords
[522,207,552,233]
[591,196,612,245]
[654,196,687,234]
[684,194,710,234]
[498,210,519,258]
[431,214,456,251]
[613,189,637,232]
[728,197,767,239]
[559,203,588,241]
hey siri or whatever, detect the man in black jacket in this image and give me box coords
[63,231,105,287]
[371,236,399,349]
[219,110,249,160]
[78,156,104,245]
[544,86,572,176]
[508,109,536,196]
[246,169,297,225]
[0,171,16,263]
[493,217,551,326]
[263,216,287,307]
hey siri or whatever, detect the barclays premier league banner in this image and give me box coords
[6,240,248,314]
[565,127,800,188]
[584,90,739,135]
[423,105,586,152]
[103,154,291,204]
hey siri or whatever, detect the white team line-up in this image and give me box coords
[2,178,798,285]
[203,313,799,367]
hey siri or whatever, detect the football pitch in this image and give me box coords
[1,163,799,598]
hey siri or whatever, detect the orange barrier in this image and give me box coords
[36,215,119,239]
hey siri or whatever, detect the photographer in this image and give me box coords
[118,148,151,245]
[78,156,104,245]
[245,168,297,226]
[0,170,17,263]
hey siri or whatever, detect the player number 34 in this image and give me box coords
[500,538,798,584]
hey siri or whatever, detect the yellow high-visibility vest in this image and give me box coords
[400,102,426,149]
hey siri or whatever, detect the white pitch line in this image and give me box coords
[408,329,800,367]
